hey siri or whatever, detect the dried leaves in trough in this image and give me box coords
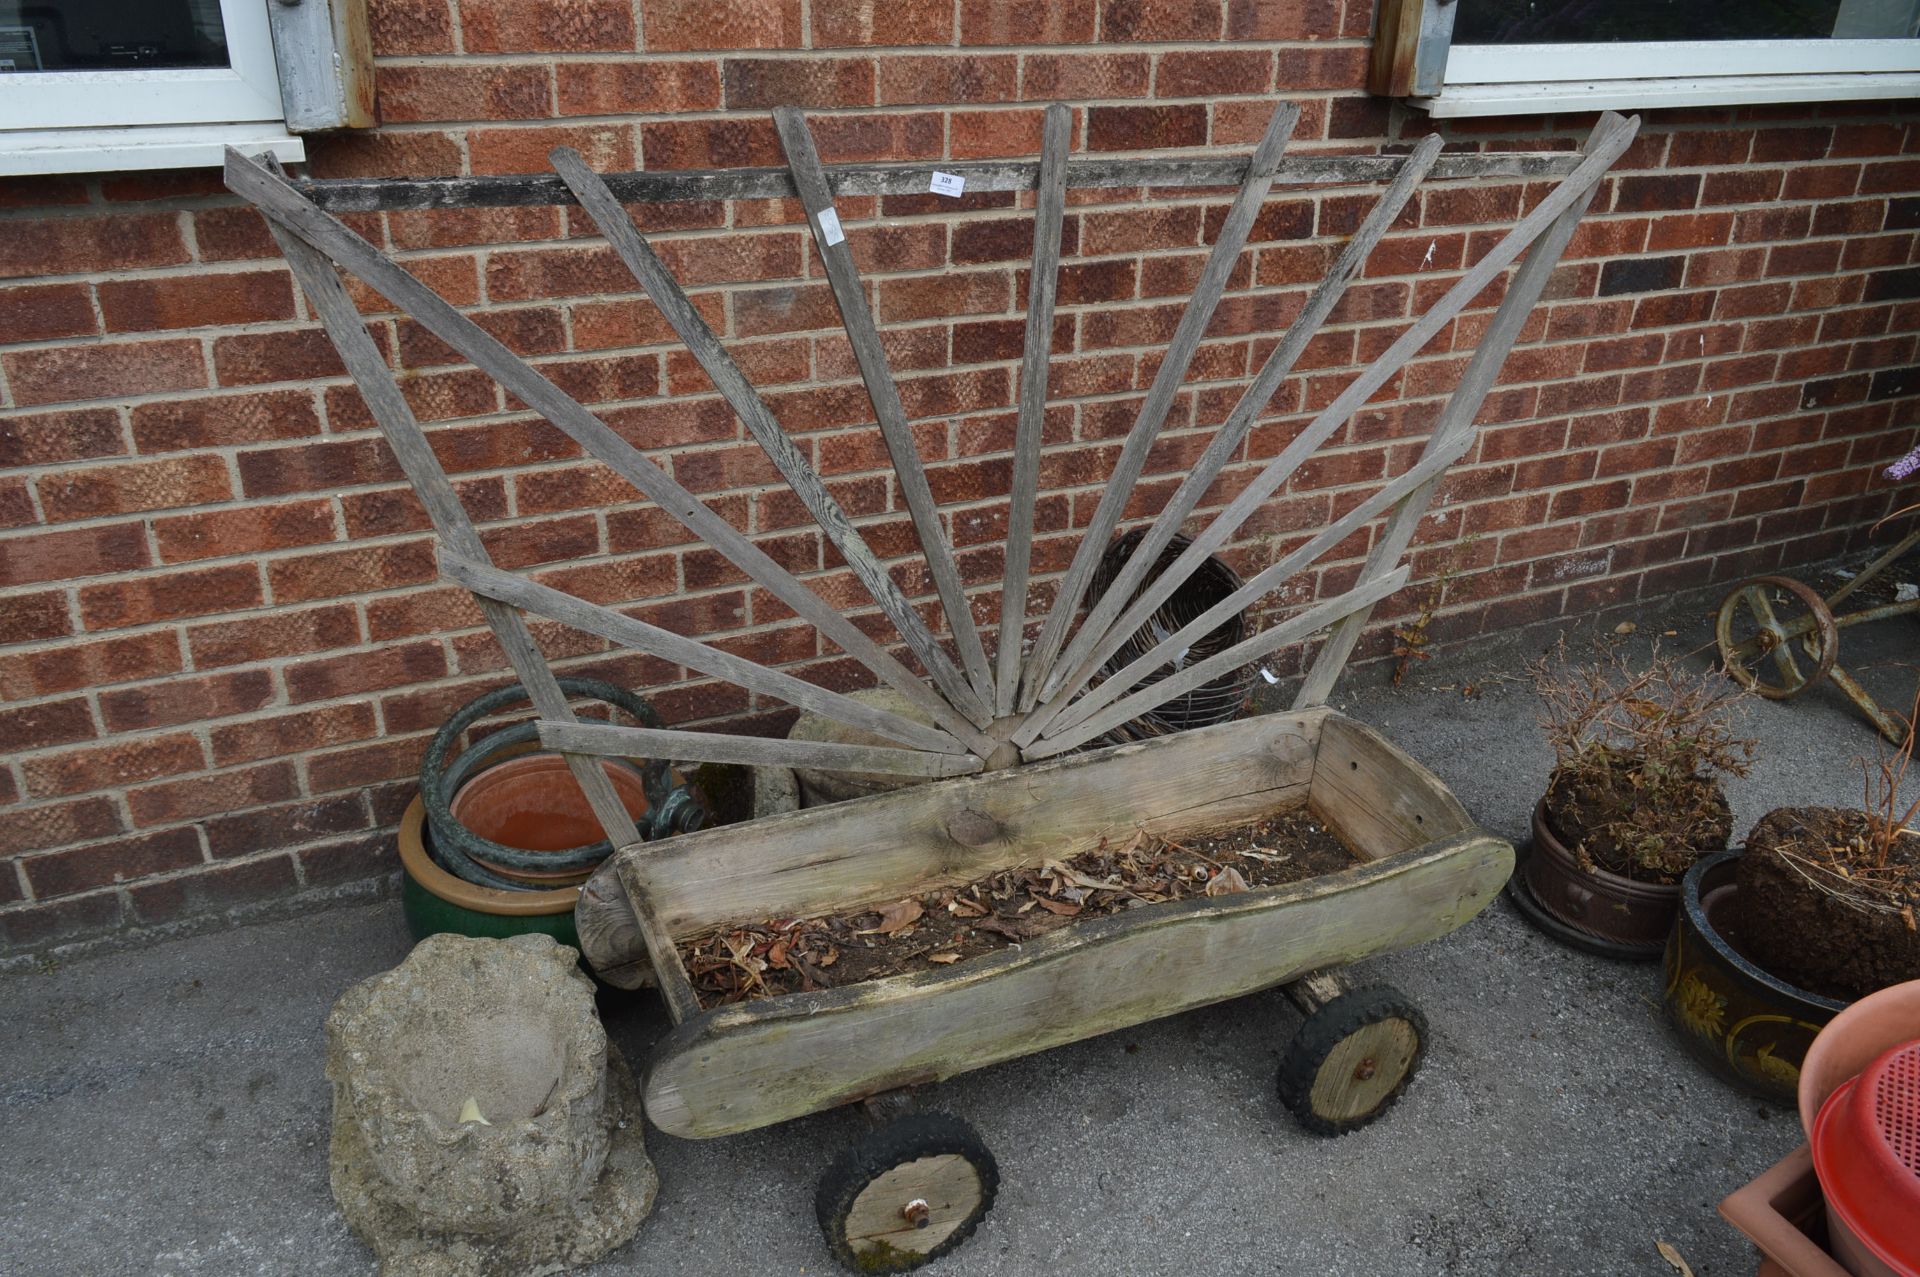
[678,807,1357,1009]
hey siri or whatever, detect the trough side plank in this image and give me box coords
[538,720,985,778]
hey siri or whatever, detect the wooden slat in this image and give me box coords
[258,195,701,1021]
[439,550,967,755]
[1041,437,1472,739]
[1024,568,1411,761]
[549,145,991,728]
[1291,112,1638,710]
[644,831,1510,1138]
[775,106,997,709]
[295,151,1584,212]
[1017,100,1302,711]
[1001,119,1635,748]
[1025,133,1445,729]
[224,149,1000,761]
[995,102,1072,716]
[538,720,984,779]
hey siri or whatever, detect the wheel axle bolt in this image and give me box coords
[1354,1057,1378,1081]
[903,1198,931,1228]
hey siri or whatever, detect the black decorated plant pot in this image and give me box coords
[1663,852,1849,1106]
[1520,799,1681,957]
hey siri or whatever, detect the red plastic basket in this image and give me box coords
[1811,1039,1920,1277]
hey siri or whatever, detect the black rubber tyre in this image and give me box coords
[1276,984,1428,1137]
[815,1113,998,1274]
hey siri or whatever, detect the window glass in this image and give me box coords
[1456,0,1920,44]
[0,0,229,73]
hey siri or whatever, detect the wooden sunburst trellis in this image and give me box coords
[228,100,1637,1012]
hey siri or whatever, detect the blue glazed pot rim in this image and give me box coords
[1681,851,1849,1014]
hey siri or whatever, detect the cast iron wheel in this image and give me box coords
[816,1112,998,1274]
[1277,984,1427,1136]
[1714,575,1837,700]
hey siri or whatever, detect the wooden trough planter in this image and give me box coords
[231,96,1633,1273]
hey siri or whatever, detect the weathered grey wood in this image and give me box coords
[549,146,990,728]
[267,0,375,132]
[623,707,1326,937]
[1002,120,1634,749]
[1041,437,1472,740]
[775,107,997,710]
[295,151,1584,212]
[1291,112,1637,711]
[575,871,653,990]
[994,102,1072,717]
[1017,101,1302,711]
[1309,711,1473,855]
[225,149,1000,761]
[1025,133,1446,727]
[1024,568,1410,760]
[642,824,1508,1136]
[537,720,985,779]
[440,550,967,755]
[258,191,700,1020]
[1283,969,1354,1014]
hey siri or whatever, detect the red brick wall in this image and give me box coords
[2,0,1917,956]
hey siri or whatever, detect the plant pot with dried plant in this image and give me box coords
[1731,689,1920,1005]
[1512,640,1757,958]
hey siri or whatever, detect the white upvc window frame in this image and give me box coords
[1373,0,1920,117]
[0,0,309,176]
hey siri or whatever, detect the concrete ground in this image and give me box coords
[3,584,1914,1277]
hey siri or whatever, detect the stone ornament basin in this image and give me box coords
[325,933,654,1276]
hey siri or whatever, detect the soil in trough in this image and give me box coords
[678,805,1360,1010]
[1736,805,1920,1001]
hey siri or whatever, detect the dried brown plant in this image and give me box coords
[1533,638,1757,879]
[1861,686,1920,870]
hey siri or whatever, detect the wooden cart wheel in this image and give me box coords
[1277,984,1427,1136]
[816,1112,999,1274]
[1715,575,1838,700]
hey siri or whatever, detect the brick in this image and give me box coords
[38,456,230,523]
[286,640,448,704]
[1271,45,1369,89]
[1099,0,1221,40]
[1226,0,1338,38]
[469,124,633,175]
[643,0,801,49]
[203,794,369,859]
[97,269,294,332]
[877,55,1018,106]
[0,630,181,700]
[0,698,94,752]
[724,56,873,108]
[326,369,499,429]
[397,308,566,370]
[306,130,465,180]
[24,827,204,899]
[4,338,205,408]
[1645,213,1733,252]
[0,590,71,646]
[813,0,953,43]
[0,408,124,469]
[267,540,437,604]
[296,831,395,888]
[368,0,454,53]
[555,60,720,114]
[951,108,1049,160]
[78,563,262,631]
[131,389,322,453]
[211,328,353,386]
[0,796,124,858]
[1613,174,1701,214]
[127,852,299,924]
[1157,50,1270,98]
[960,0,1096,43]
[812,111,945,163]
[459,0,633,50]
[153,499,336,564]
[0,522,148,588]
[878,270,1012,323]
[238,436,400,498]
[0,212,188,280]
[0,282,97,342]
[377,64,552,124]
[1020,52,1150,99]
[187,603,360,668]
[101,669,275,734]
[307,735,436,792]
[1595,255,1686,297]
[21,732,203,799]
[1087,104,1208,151]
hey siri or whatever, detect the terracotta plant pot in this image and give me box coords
[1521,799,1681,956]
[396,795,579,946]
[1664,854,1848,1106]
[1798,978,1920,1135]
[1719,1142,1852,1277]
[449,754,653,887]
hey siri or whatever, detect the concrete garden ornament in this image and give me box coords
[324,933,654,1277]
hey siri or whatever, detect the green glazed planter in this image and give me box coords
[396,795,580,948]
[1663,852,1848,1105]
